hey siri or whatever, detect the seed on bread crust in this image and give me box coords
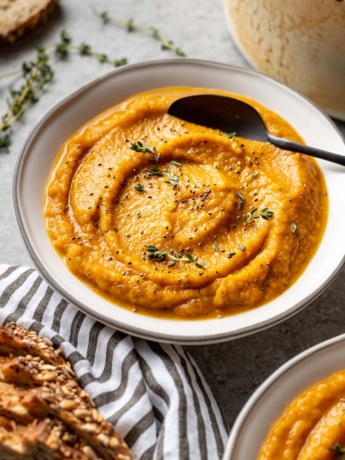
[0,323,133,460]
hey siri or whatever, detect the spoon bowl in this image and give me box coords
[168,94,345,167]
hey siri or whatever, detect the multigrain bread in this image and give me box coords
[0,0,59,44]
[0,323,133,460]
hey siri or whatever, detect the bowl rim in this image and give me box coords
[222,331,345,459]
[12,58,345,345]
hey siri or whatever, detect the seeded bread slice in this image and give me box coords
[0,323,133,460]
[0,0,59,44]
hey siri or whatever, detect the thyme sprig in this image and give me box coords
[130,141,156,154]
[146,164,180,188]
[130,141,160,161]
[224,132,236,139]
[0,47,53,152]
[244,207,274,225]
[146,245,205,269]
[236,191,245,209]
[164,167,180,189]
[0,31,127,152]
[92,6,186,57]
[149,165,165,176]
[331,443,345,459]
[135,183,145,192]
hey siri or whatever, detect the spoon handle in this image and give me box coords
[268,133,345,167]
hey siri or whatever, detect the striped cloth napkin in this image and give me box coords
[0,264,228,460]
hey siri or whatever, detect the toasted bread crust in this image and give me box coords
[0,0,59,44]
[0,323,132,460]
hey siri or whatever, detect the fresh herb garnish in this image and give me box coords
[146,245,205,269]
[0,31,127,152]
[213,243,219,252]
[130,141,160,160]
[244,207,274,225]
[92,6,186,57]
[228,252,236,258]
[130,141,156,154]
[164,168,180,189]
[146,245,167,261]
[135,183,145,192]
[149,166,164,176]
[170,160,182,166]
[291,222,297,232]
[260,207,274,220]
[236,191,245,209]
[252,171,258,178]
[331,443,345,459]
[224,132,236,139]
[238,245,246,251]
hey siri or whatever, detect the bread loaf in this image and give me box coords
[0,0,59,44]
[0,323,133,460]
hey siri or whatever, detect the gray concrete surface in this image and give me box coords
[1,0,345,437]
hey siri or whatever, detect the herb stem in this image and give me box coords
[0,31,127,152]
[92,5,186,57]
[0,69,22,81]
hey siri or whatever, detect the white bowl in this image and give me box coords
[223,332,345,459]
[13,59,345,344]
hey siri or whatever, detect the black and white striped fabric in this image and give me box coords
[0,264,228,460]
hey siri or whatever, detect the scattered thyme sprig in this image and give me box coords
[135,182,145,192]
[130,141,156,154]
[331,443,345,459]
[146,245,205,269]
[164,167,180,189]
[130,141,160,161]
[93,6,186,57]
[148,165,164,176]
[0,31,127,153]
[236,191,245,209]
[244,207,274,225]
[223,132,236,139]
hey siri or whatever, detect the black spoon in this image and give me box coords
[168,94,345,167]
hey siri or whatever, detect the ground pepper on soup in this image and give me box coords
[44,87,328,318]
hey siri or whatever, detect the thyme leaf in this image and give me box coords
[149,166,164,176]
[291,222,297,232]
[0,30,127,153]
[224,132,236,139]
[92,6,186,57]
[260,207,274,220]
[236,191,245,209]
[146,245,205,269]
[244,207,274,225]
[170,160,182,166]
[130,141,156,154]
[331,443,345,459]
[135,183,145,192]
[146,245,167,261]
[164,167,180,189]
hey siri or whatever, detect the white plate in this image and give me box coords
[223,332,345,459]
[13,59,345,344]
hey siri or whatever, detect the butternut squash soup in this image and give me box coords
[44,87,328,318]
[258,369,345,460]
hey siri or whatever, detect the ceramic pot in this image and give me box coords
[224,0,345,120]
